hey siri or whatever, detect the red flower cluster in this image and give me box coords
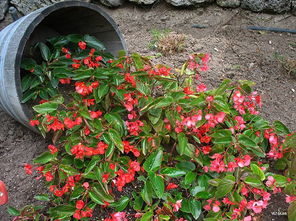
[123,93,138,112]
[49,175,81,197]
[264,129,283,159]
[148,66,172,76]
[75,81,99,96]
[46,115,64,132]
[48,144,58,154]
[104,212,127,221]
[73,200,93,220]
[90,110,103,119]
[29,119,40,127]
[125,120,144,136]
[59,78,71,84]
[233,91,261,115]
[123,141,140,157]
[124,73,136,87]
[113,161,140,191]
[71,142,109,159]
[64,117,82,129]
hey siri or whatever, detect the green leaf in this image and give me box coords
[84,156,100,174]
[250,163,265,181]
[22,75,32,92]
[148,172,164,198]
[212,129,233,145]
[34,194,50,202]
[288,200,296,221]
[109,128,124,153]
[213,96,230,113]
[110,196,129,211]
[176,161,196,171]
[59,165,80,176]
[34,151,55,164]
[143,149,163,172]
[154,96,174,109]
[97,84,109,99]
[89,190,104,205]
[92,182,114,203]
[132,53,144,70]
[238,134,257,147]
[136,81,151,96]
[185,172,197,185]
[33,102,58,114]
[160,167,186,178]
[274,120,290,136]
[84,35,106,50]
[7,206,20,216]
[140,211,153,221]
[21,90,37,103]
[47,205,76,219]
[70,186,85,200]
[215,175,235,198]
[190,186,205,196]
[38,42,51,61]
[177,133,188,155]
[190,200,202,219]
[274,174,288,186]
[215,79,231,95]
[141,181,153,205]
[244,176,263,188]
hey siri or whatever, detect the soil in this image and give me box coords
[0,2,295,220]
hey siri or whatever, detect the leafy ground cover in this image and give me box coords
[7,34,296,221]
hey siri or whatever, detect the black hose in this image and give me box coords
[247,26,296,34]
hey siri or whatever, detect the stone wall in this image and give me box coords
[0,0,295,21]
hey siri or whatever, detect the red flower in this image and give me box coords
[183,87,194,95]
[78,41,87,50]
[24,163,33,175]
[83,99,95,106]
[72,63,81,69]
[47,119,64,132]
[29,119,39,127]
[82,182,89,190]
[96,141,108,154]
[166,183,178,190]
[125,73,136,87]
[109,163,116,170]
[73,209,81,220]
[48,144,58,154]
[61,47,69,53]
[76,200,85,210]
[90,110,103,119]
[102,173,109,183]
[59,78,71,84]
[45,171,54,182]
[96,56,103,62]
[53,189,64,197]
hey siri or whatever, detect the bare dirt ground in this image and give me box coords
[0,2,295,220]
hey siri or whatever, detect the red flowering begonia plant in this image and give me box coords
[9,34,296,221]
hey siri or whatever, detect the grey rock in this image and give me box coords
[100,0,124,7]
[216,0,240,8]
[241,0,291,13]
[265,0,291,13]
[292,0,296,15]
[0,0,8,20]
[129,0,157,4]
[241,0,264,12]
[165,0,214,7]
[10,0,90,15]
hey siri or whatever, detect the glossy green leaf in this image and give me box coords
[110,196,129,211]
[177,133,188,155]
[38,42,51,61]
[160,167,186,177]
[274,120,290,136]
[97,84,109,99]
[250,163,265,181]
[288,200,296,221]
[7,206,20,216]
[140,211,153,221]
[141,181,153,205]
[84,35,106,50]
[33,102,58,114]
[34,151,55,164]
[109,128,124,153]
[59,165,80,176]
[47,205,76,219]
[143,149,163,172]
[215,175,235,198]
[148,172,164,198]
[34,194,50,202]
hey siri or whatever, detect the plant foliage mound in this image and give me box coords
[11,34,296,221]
